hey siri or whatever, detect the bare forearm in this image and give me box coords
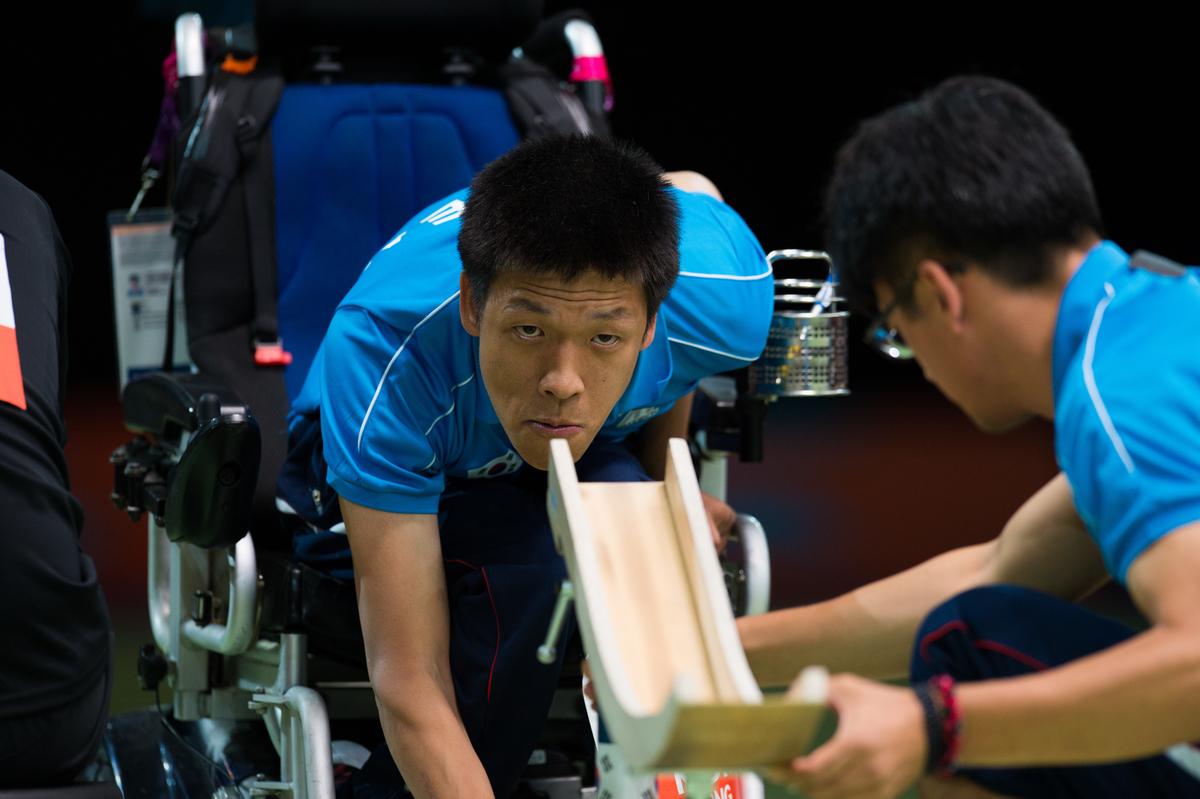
[638,393,693,480]
[739,594,901,686]
[741,476,1105,687]
[957,624,1200,766]
[376,677,494,798]
[740,543,991,685]
[341,502,494,798]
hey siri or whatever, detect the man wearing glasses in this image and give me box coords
[740,76,1200,798]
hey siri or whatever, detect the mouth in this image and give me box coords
[526,419,585,438]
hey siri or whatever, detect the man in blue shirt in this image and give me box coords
[285,136,773,797]
[739,77,1200,798]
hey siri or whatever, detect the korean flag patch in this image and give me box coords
[467,449,523,479]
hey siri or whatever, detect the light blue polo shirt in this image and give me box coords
[290,187,774,515]
[1053,241,1200,584]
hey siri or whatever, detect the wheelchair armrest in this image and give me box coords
[166,410,261,548]
[721,514,771,618]
[116,372,261,549]
[734,514,771,616]
[122,371,252,445]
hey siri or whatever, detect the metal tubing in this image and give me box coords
[735,515,771,616]
[148,517,172,655]
[182,532,258,654]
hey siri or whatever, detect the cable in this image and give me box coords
[154,685,239,789]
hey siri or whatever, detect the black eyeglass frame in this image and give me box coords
[861,261,966,360]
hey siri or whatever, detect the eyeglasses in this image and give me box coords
[862,273,917,360]
[862,262,964,361]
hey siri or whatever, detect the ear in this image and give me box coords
[915,259,965,333]
[640,312,658,351]
[459,273,481,336]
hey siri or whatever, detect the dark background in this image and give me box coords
[1,4,1195,712]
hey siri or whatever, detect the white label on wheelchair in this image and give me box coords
[108,209,191,390]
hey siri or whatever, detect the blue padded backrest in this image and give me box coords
[272,83,519,400]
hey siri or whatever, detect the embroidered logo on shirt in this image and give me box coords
[421,200,465,227]
[616,406,661,428]
[467,449,523,478]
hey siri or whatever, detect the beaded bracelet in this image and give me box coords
[912,674,961,775]
[931,674,961,774]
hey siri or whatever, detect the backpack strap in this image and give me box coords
[233,74,292,366]
[501,56,609,140]
[168,67,286,370]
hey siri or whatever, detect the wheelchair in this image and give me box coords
[98,5,846,798]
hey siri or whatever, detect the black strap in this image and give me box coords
[913,680,946,773]
[500,56,608,140]
[167,69,284,370]
[162,237,186,372]
[234,78,284,345]
[1130,249,1187,277]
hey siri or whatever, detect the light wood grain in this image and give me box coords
[546,438,832,771]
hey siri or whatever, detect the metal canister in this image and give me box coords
[747,249,849,398]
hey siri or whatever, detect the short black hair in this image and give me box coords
[824,75,1102,314]
[458,135,680,319]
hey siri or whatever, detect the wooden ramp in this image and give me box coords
[546,437,831,772]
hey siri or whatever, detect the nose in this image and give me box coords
[538,344,585,401]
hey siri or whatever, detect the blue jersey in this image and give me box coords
[290,187,774,516]
[1053,241,1200,583]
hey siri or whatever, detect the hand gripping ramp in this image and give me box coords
[547,437,831,771]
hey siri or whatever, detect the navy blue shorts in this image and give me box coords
[912,585,1200,798]
[351,439,649,799]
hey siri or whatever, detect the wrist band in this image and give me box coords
[912,680,946,772]
[931,674,961,774]
[912,674,961,775]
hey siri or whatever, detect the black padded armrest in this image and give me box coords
[121,372,249,444]
[116,372,261,549]
[166,411,261,549]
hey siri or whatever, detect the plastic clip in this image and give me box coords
[254,338,293,366]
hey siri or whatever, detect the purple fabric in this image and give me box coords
[146,93,179,169]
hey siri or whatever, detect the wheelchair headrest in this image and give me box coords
[257,0,545,63]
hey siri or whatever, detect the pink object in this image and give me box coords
[933,674,962,775]
[570,56,614,111]
[570,55,610,83]
[254,340,294,367]
[163,50,179,93]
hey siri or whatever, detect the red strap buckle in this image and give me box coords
[254,339,293,366]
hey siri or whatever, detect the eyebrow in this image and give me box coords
[502,297,636,322]
[503,298,551,315]
[590,307,635,321]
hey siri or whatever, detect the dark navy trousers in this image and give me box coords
[912,585,1200,798]
[353,440,648,799]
